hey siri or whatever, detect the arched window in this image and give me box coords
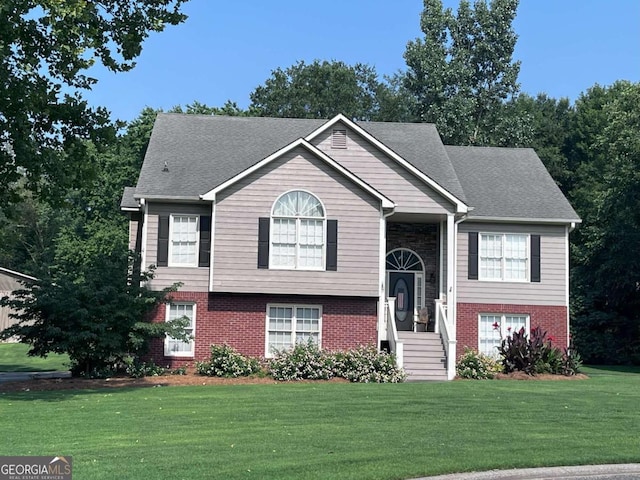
[271,191,325,269]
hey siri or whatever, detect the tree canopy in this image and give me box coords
[0,0,189,211]
[403,0,522,145]
[249,60,403,121]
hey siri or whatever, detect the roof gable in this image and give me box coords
[305,115,467,212]
[201,137,394,209]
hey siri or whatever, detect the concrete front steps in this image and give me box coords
[398,331,448,381]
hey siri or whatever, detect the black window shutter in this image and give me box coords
[326,220,338,271]
[157,215,170,267]
[468,232,478,280]
[531,234,541,282]
[198,215,211,267]
[257,218,270,269]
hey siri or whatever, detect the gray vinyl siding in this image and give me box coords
[128,217,140,252]
[312,126,455,215]
[145,202,210,292]
[213,146,381,297]
[457,222,567,306]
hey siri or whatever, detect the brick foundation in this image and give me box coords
[456,302,568,359]
[147,292,378,367]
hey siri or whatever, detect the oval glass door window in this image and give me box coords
[394,278,409,322]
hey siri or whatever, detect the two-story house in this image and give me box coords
[121,113,580,380]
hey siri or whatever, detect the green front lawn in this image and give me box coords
[2,366,639,479]
[0,343,70,372]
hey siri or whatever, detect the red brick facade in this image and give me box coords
[147,292,378,367]
[456,302,568,359]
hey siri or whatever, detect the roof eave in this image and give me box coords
[465,215,582,225]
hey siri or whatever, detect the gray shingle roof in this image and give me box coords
[134,113,466,202]
[135,114,327,199]
[120,186,140,210]
[446,146,580,221]
[128,113,579,223]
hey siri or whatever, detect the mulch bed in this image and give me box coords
[0,369,587,393]
[0,370,348,393]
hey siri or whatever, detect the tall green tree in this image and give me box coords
[569,81,640,364]
[0,0,189,212]
[510,93,574,190]
[249,60,400,121]
[403,0,522,145]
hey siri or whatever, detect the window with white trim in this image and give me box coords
[169,215,199,266]
[271,191,325,269]
[165,303,195,357]
[478,314,529,357]
[266,305,321,356]
[480,233,528,281]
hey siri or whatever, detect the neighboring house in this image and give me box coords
[0,267,36,342]
[121,113,580,380]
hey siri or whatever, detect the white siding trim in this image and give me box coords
[439,221,445,298]
[141,199,148,270]
[565,224,570,348]
[304,114,468,213]
[201,138,394,209]
[209,201,216,291]
[378,209,391,344]
[467,216,581,225]
[447,214,455,318]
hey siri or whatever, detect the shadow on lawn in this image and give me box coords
[582,365,640,376]
[0,377,174,401]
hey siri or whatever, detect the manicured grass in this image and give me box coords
[1,367,639,480]
[0,343,70,372]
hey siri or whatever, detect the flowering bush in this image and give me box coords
[333,345,406,383]
[499,327,582,376]
[268,342,405,383]
[456,347,502,379]
[196,344,261,377]
[268,340,335,381]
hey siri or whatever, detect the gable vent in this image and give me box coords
[331,129,347,149]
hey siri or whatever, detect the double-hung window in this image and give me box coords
[478,313,529,357]
[480,233,528,281]
[266,305,321,356]
[169,215,199,266]
[271,191,325,269]
[165,303,195,357]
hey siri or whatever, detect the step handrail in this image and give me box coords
[385,297,403,369]
[435,298,456,380]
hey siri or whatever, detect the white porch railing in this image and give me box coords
[435,298,457,380]
[384,297,403,369]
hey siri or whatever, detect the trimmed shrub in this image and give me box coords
[456,347,502,379]
[196,344,261,377]
[268,341,335,381]
[334,345,406,383]
[125,360,168,378]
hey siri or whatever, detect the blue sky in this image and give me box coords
[83,0,640,122]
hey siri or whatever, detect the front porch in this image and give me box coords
[380,218,459,380]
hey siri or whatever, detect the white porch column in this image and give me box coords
[446,213,456,323]
[377,208,389,346]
